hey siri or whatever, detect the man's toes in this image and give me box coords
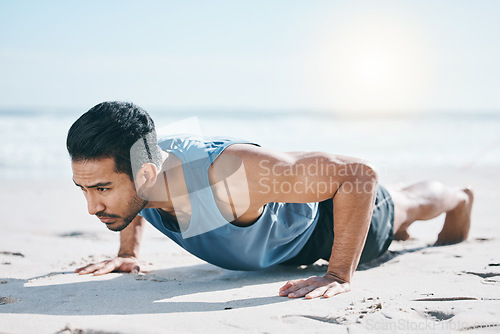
[433,239,448,247]
[394,229,410,241]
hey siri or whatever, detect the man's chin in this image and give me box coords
[104,220,129,232]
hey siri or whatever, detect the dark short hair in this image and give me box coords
[67,101,162,180]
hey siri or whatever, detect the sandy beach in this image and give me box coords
[2,0,499,332]
[0,166,499,333]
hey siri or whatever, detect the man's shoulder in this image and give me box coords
[157,135,259,161]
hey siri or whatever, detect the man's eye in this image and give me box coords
[97,188,109,192]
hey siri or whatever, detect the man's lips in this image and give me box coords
[98,217,117,223]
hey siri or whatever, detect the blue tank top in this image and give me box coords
[138,135,319,271]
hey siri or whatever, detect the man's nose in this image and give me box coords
[87,194,105,215]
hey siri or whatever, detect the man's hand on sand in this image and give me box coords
[279,274,351,299]
[75,256,140,276]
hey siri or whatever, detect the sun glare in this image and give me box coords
[309,12,434,114]
[356,53,390,85]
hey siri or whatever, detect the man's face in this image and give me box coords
[72,157,147,232]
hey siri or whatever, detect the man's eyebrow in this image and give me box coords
[73,180,112,188]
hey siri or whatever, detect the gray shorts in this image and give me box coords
[281,185,395,266]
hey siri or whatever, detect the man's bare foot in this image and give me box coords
[434,187,474,246]
[394,226,411,241]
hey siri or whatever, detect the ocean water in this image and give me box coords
[0,109,499,180]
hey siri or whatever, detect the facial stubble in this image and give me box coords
[105,193,148,232]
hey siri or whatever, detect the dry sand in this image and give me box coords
[1,166,499,333]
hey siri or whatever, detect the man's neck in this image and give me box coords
[143,150,187,214]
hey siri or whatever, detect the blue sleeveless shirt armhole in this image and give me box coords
[139,135,319,271]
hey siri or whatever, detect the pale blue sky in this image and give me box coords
[1,0,499,114]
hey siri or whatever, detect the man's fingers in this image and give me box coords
[279,282,293,292]
[286,282,308,294]
[93,260,118,276]
[279,278,315,296]
[324,283,350,298]
[280,282,306,296]
[75,263,101,273]
[77,263,103,275]
[306,282,349,299]
[74,258,140,276]
[75,266,86,273]
[288,285,317,298]
[76,260,113,275]
[279,280,301,292]
[279,275,352,299]
[305,286,329,299]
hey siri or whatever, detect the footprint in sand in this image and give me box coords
[281,298,383,326]
[55,325,123,334]
[415,308,500,331]
[423,310,455,321]
[0,251,24,257]
[59,231,99,239]
[0,251,24,266]
[464,271,500,285]
[280,314,348,325]
[0,296,18,305]
[411,307,457,326]
[413,297,478,301]
[474,237,493,242]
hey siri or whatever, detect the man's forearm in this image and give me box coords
[327,173,377,282]
[118,215,145,258]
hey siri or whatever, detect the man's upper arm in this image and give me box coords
[219,144,377,206]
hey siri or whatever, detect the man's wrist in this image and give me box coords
[326,270,350,283]
[117,252,138,259]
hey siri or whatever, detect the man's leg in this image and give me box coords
[388,181,474,245]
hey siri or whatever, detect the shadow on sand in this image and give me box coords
[0,244,433,316]
[357,244,433,271]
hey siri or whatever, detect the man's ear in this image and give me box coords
[135,163,158,195]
